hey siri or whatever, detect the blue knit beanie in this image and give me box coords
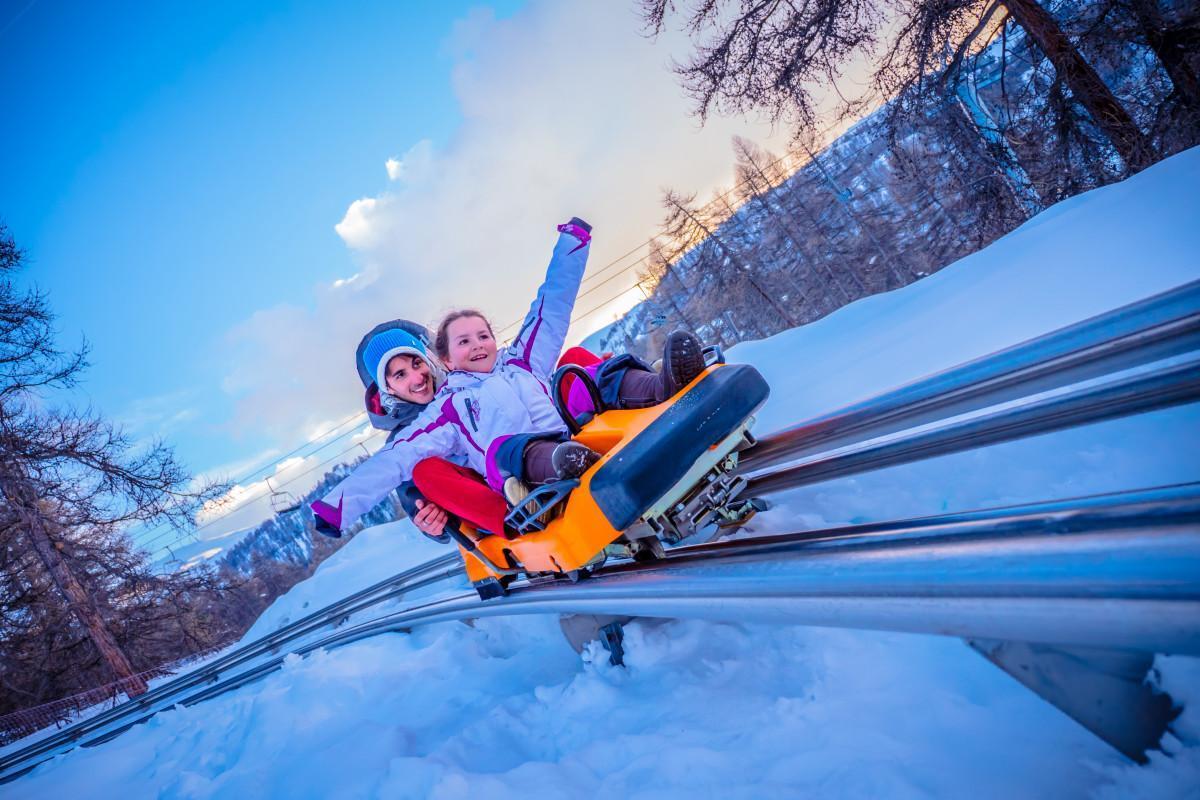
[361,328,445,395]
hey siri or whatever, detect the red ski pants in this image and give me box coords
[410,347,605,536]
[412,457,508,536]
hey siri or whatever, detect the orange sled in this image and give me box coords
[452,348,770,600]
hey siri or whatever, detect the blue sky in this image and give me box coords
[2,0,793,549]
[3,0,517,463]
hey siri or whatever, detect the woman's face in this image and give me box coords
[445,315,497,373]
[384,353,435,404]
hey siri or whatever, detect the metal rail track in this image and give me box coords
[742,279,1200,473]
[2,484,1196,783]
[746,358,1199,495]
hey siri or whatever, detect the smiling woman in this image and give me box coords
[356,320,447,439]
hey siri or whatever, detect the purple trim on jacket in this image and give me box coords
[509,297,545,374]
[311,497,343,529]
[484,434,513,492]
[556,221,591,253]
[388,406,453,449]
[508,297,553,398]
[438,397,485,454]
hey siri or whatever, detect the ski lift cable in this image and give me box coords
[495,126,853,339]
[144,434,389,560]
[216,409,369,488]
[132,414,378,553]
[142,408,374,550]
[148,427,390,550]
[139,427,390,556]
[494,245,653,338]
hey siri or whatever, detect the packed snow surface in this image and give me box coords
[11,149,1200,798]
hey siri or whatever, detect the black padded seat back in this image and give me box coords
[590,364,770,530]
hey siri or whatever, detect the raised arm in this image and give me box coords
[504,218,591,379]
[311,399,466,535]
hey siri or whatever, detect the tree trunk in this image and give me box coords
[647,243,701,333]
[800,143,908,287]
[656,267,699,332]
[1127,0,1200,112]
[670,199,799,329]
[741,150,863,301]
[1003,0,1154,170]
[3,476,148,697]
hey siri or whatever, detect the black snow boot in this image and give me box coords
[551,441,602,480]
[661,330,706,397]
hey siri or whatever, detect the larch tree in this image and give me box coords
[0,223,226,706]
[641,0,1160,173]
[661,188,800,331]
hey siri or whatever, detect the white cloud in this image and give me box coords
[384,139,434,182]
[117,391,199,438]
[216,0,793,461]
[274,455,308,474]
[332,196,382,249]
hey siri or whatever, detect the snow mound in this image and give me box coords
[242,520,454,642]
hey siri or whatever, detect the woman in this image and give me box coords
[320,318,456,541]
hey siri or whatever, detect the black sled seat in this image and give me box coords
[589,363,770,531]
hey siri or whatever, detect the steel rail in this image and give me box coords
[743,280,1200,473]
[746,358,1200,496]
[351,494,1200,658]
[4,485,1196,783]
[0,554,462,770]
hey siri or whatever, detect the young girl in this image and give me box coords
[311,218,705,537]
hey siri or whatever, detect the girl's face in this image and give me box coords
[385,354,435,404]
[445,315,497,373]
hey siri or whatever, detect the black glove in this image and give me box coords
[566,216,592,233]
[313,513,342,539]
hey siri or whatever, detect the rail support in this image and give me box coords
[968,639,1179,763]
[559,614,639,666]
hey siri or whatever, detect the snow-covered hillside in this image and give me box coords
[10,149,1199,799]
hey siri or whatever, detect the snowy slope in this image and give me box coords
[10,148,1200,799]
[729,143,1200,534]
[241,520,460,643]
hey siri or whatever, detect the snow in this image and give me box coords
[241,521,457,642]
[9,149,1200,798]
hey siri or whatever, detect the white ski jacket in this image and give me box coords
[312,223,591,532]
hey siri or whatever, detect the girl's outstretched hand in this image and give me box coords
[412,498,449,539]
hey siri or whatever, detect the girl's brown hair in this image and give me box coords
[434,309,493,359]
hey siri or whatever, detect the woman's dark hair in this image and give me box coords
[434,309,493,359]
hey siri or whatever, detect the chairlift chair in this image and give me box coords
[265,477,303,515]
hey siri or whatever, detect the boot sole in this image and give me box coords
[552,446,601,480]
[664,333,705,395]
